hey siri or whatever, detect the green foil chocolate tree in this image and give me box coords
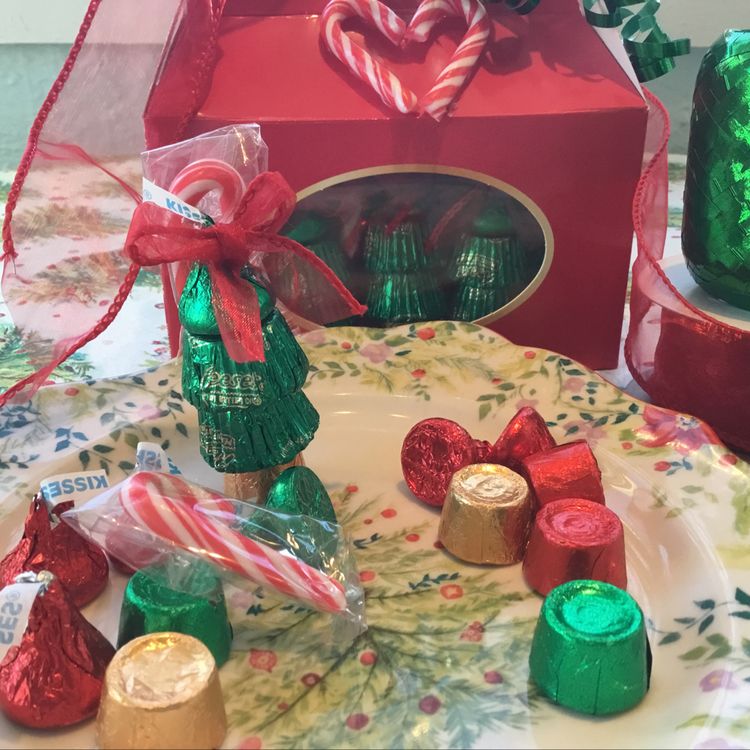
[451,204,525,321]
[363,216,444,326]
[180,263,319,499]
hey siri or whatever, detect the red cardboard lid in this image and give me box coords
[199,0,645,122]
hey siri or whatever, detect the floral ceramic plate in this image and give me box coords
[1,322,749,750]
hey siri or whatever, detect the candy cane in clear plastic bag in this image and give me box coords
[119,471,348,614]
[168,158,246,223]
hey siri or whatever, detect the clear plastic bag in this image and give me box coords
[133,122,365,357]
[61,467,366,638]
[140,124,269,324]
[141,124,268,223]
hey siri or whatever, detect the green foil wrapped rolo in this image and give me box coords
[452,204,525,321]
[363,219,444,326]
[683,31,750,309]
[117,563,232,667]
[529,579,650,715]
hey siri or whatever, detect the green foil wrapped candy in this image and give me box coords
[241,467,339,569]
[182,308,311,409]
[529,580,649,715]
[683,31,750,309]
[364,221,427,274]
[180,262,275,338]
[452,205,525,321]
[363,219,444,326]
[195,389,319,473]
[265,466,337,523]
[179,263,319,474]
[366,272,443,326]
[286,212,350,285]
[117,563,232,667]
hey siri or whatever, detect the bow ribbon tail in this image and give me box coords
[233,172,366,322]
[252,235,367,324]
[209,263,266,363]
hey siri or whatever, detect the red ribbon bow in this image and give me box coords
[125,171,366,362]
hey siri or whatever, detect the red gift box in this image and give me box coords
[144,0,647,369]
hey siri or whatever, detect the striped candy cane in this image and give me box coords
[162,158,247,310]
[320,0,490,122]
[320,0,419,114]
[168,158,246,223]
[405,0,491,121]
[120,472,347,614]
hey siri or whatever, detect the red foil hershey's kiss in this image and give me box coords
[401,418,492,506]
[492,407,556,472]
[0,497,108,607]
[0,578,115,728]
[522,498,627,595]
[521,440,606,508]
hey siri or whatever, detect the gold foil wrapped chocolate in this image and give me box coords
[438,464,532,564]
[224,452,305,502]
[96,632,226,750]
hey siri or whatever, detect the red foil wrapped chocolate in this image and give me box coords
[0,577,115,728]
[522,498,627,595]
[521,440,605,507]
[0,497,108,606]
[401,418,492,506]
[492,407,556,472]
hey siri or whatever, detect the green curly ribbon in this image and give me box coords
[492,0,690,81]
[504,0,540,14]
[582,0,690,81]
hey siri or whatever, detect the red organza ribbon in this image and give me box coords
[0,168,364,407]
[125,171,366,362]
[626,90,750,452]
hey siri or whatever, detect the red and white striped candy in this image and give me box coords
[404,0,490,121]
[119,472,347,614]
[319,0,490,122]
[166,158,247,297]
[320,0,419,114]
[168,158,246,222]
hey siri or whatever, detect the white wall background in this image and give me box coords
[660,0,750,46]
[0,0,748,45]
[0,0,171,44]
[0,0,90,43]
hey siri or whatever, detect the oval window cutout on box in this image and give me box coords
[283,166,553,328]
